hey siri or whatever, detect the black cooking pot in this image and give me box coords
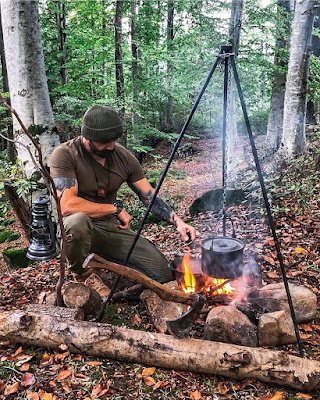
[201,217,244,279]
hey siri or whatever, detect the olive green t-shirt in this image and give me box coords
[50,137,145,205]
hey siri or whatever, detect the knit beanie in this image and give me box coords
[81,105,123,142]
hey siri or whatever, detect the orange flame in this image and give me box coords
[181,254,197,294]
[179,253,235,295]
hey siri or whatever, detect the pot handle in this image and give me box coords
[222,214,236,238]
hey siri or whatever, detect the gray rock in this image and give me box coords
[140,281,188,333]
[189,188,247,216]
[257,283,317,323]
[258,310,296,346]
[204,306,258,347]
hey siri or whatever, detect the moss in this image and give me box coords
[8,232,21,242]
[0,231,12,244]
[3,218,16,226]
[2,248,33,269]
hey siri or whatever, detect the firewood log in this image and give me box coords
[0,310,319,392]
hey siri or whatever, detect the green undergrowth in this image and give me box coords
[269,128,320,216]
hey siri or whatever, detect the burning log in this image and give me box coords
[0,309,319,392]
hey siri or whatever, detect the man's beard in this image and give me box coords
[88,141,114,159]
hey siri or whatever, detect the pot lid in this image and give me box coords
[202,237,244,253]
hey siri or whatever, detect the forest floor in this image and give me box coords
[0,129,320,400]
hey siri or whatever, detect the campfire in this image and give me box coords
[177,253,235,296]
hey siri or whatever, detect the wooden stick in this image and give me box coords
[83,253,198,305]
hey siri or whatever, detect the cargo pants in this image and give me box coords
[63,213,173,283]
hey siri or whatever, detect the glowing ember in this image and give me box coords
[179,253,235,295]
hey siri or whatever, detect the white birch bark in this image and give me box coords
[281,0,315,158]
[1,0,60,177]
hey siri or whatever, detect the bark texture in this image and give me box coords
[1,0,60,177]
[0,310,320,392]
[281,0,316,158]
[265,0,292,154]
[63,283,103,319]
[3,184,30,238]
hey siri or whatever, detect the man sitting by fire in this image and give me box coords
[50,104,196,284]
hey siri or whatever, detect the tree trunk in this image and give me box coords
[1,310,320,392]
[57,0,67,86]
[281,0,316,159]
[131,0,139,132]
[0,8,14,161]
[114,0,126,146]
[4,184,30,238]
[165,0,174,132]
[307,6,320,124]
[1,0,60,177]
[265,1,292,155]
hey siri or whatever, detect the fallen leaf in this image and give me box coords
[55,352,69,361]
[56,368,72,381]
[14,346,23,356]
[58,344,68,351]
[61,380,71,393]
[141,367,156,376]
[190,390,202,400]
[21,372,36,387]
[266,271,279,279]
[299,324,313,332]
[87,361,103,367]
[0,380,5,393]
[296,393,313,399]
[91,383,102,398]
[153,381,168,390]
[263,256,275,265]
[19,363,30,371]
[72,354,82,361]
[294,247,308,255]
[217,382,228,394]
[270,391,285,400]
[39,391,53,400]
[267,238,275,246]
[16,297,29,305]
[16,354,33,366]
[144,376,156,386]
[4,382,19,396]
[311,324,320,332]
[131,313,142,326]
[27,392,40,400]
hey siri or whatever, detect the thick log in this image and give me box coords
[63,283,102,319]
[27,304,84,321]
[0,310,319,392]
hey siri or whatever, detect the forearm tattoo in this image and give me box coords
[53,177,76,195]
[132,186,174,223]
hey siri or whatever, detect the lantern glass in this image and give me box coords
[26,197,57,261]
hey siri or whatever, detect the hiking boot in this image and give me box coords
[85,273,111,297]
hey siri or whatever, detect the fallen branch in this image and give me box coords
[0,309,319,392]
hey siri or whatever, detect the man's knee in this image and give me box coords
[64,213,92,242]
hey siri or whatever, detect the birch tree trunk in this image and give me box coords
[281,0,316,159]
[265,1,292,155]
[1,0,60,178]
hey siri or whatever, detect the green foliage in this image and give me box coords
[309,55,320,103]
[2,248,33,269]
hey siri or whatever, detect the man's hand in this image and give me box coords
[117,209,132,229]
[175,219,197,242]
